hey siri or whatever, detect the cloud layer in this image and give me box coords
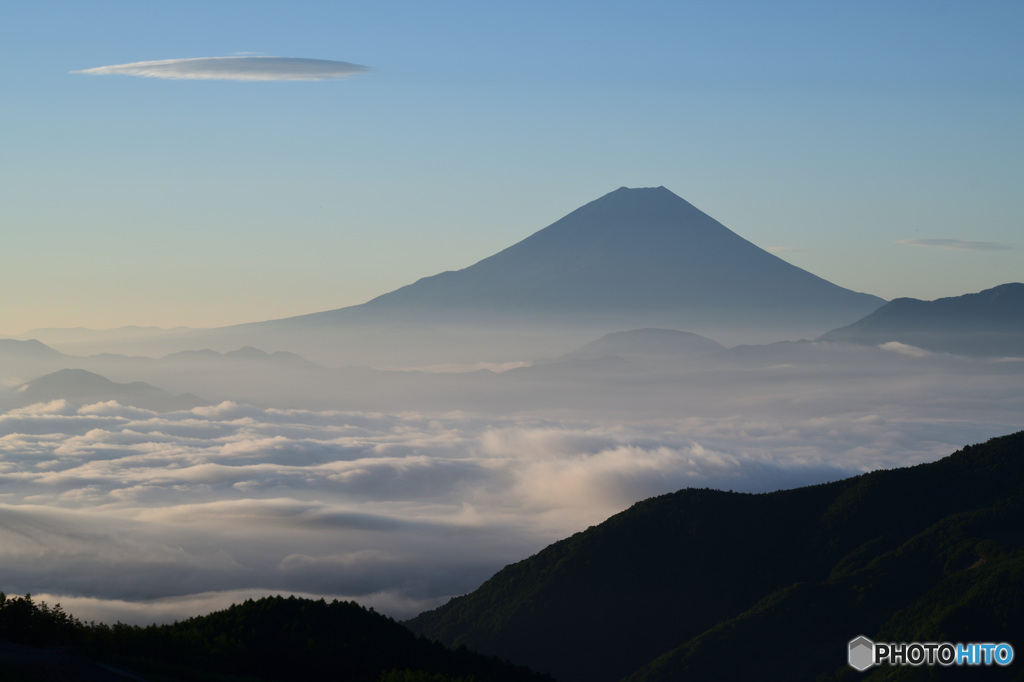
[1,379,1017,625]
[72,57,370,81]
[896,238,1012,251]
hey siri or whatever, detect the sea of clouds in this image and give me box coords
[1,376,1018,625]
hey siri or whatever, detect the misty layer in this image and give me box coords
[0,391,1014,625]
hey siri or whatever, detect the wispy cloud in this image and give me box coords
[72,56,370,82]
[878,341,932,358]
[895,238,1012,251]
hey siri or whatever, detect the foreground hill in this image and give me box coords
[0,594,552,682]
[407,431,1024,682]
[819,282,1024,356]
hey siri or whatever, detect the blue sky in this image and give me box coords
[2,0,1021,333]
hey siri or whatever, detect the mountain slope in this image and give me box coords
[407,431,1024,682]
[819,283,1024,355]
[269,187,884,332]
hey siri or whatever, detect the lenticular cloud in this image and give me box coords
[72,56,370,81]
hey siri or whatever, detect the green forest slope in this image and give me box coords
[407,432,1024,682]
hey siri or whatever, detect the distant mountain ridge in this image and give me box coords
[14,369,208,411]
[820,282,1024,355]
[0,338,64,360]
[560,328,723,361]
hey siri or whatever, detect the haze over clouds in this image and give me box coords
[0,380,1017,625]
[72,56,370,81]
[896,238,1013,252]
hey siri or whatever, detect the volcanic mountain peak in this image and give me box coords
[323,186,883,323]
[195,187,887,365]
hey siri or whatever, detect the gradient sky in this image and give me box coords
[2,0,1022,334]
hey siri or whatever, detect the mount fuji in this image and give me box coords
[75,187,887,364]
[270,186,883,331]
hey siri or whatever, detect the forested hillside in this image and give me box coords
[0,594,552,681]
[408,432,1024,681]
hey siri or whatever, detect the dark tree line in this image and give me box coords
[0,593,551,681]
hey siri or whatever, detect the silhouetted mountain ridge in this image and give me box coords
[408,431,1024,682]
[0,594,552,681]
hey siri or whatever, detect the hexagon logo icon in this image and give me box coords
[848,636,875,671]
